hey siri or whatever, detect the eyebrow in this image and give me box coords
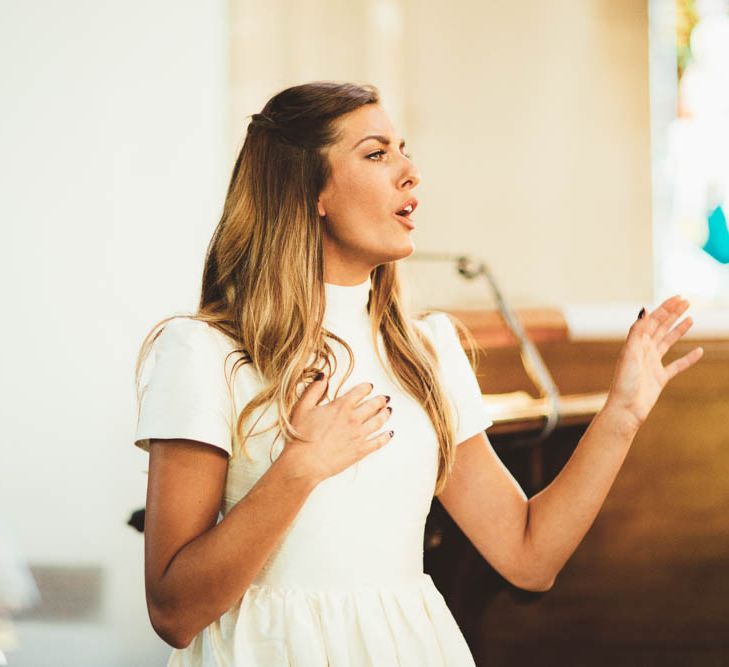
[351,134,407,151]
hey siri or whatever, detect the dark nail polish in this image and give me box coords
[385,395,391,403]
[389,430,394,437]
[638,307,646,320]
[315,371,324,381]
[387,406,392,414]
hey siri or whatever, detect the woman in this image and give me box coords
[133,81,704,665]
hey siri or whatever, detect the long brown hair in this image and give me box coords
[134,81,482,495]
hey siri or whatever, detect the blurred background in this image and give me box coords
[1,0,727,665]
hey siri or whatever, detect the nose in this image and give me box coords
[399,158,421,190]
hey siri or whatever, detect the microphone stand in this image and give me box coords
[409,252,563,450]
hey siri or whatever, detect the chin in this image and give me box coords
[386,242,415,262]
[366,240,415,266]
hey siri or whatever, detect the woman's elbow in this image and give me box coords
[511,569,556,592]
[513,546,558,592]
[524,576,556,592]
[149,601,192,650]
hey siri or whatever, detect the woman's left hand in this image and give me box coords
[604,295,704,434]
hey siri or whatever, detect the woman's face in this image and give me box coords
[317,103,421,284]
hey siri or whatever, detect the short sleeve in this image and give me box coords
[419,312,493,445]
[133,318,233,456]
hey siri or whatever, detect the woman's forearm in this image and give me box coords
[523,405,639,585]
[151,448,318,648]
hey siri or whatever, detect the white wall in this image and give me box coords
[401,0,653,312]
[0,1,230,664]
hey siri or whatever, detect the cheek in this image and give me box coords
[331,168,385,215]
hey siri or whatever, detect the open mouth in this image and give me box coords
[394,201,416,226]
[393,198,418,229]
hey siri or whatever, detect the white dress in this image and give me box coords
[134,275,493,666]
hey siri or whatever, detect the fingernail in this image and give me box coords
[389,430,395,437]
[638,307,646,320]
[387,406,393,414]
[315,371,324,381]
[385,395,391,403]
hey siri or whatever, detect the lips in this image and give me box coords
[393,197,418,230]
[394,197,418,217]
[393,211,415,230]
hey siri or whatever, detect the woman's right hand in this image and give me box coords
[284,374,393,484]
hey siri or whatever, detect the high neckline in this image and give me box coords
[324,275,372,322]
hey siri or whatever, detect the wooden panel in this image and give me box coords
[445,308,570,347]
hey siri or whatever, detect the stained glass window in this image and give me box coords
[650,0,729,304]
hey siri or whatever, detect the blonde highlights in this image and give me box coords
[134,81,482,495]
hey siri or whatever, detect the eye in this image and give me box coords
[366,149,414,160]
